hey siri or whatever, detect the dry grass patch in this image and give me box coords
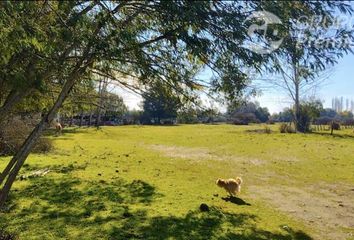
[148,144,266,166]
[248,182,354,240]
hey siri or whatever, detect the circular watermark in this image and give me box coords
[244,10,353,54]
[244,11,284,54]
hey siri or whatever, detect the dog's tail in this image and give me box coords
[235,177,242,185]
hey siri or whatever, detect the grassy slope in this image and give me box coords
[0,124,353,239]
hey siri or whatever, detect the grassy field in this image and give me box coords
[1,124,354,240]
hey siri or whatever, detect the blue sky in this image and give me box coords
[121,53,354,113]
[118,3,354,114]
[320,53,354,104]
[254,53,354,113]
[119,53,354,113]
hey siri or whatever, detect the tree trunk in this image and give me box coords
[95,79,106,128]
[89,111,93,126]
[0,61,90,208]
[0,157,18,186]
[294,81,300,132]
[79,111,84,127]
[292,57,301,133]
[69,113,74,127]
[96,111,102,128]
[330,121,334,135]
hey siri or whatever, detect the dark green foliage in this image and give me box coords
[331,122,341,131]
[142,83,182,124]
[315,109,354,126]
[231,113,257,125]
[177,106,199,124]
[315,108,337,125]
[255,107,270,123]
[271,109,294,123]
[102,93,127,120]
[228,101,270,124]
[0,1,352,122]
[3,1,351,116]
[123,110,143,125]
[297,100,323,133]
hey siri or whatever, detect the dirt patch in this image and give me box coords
[148,144,265,165]
[149,144,215,161]
[248,182,354,240]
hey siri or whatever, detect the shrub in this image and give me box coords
[264,126,272,134]
[230,112,258,125]
[330,122,341,130]
[33,137,53,153]
[232,119,248,125]
[0,117,53,156]
[342,119,354,126]
[267,120,275,125]
[296,101,322,133]
[279,123,295,133]
[279,123,287,133]
[0,228,17,240]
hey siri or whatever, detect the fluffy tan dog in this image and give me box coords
[216,177,243,196]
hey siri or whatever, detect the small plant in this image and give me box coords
[279,123,295,133]
[264,126,272,134]
[267,120,275,125]
[33,138,53,153]
[279,123,287,133]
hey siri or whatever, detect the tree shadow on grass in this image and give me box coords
[1,176,160,238]
[108,208,312,240]
[311,131,354,139]
[1,177,312,240]
[21,162,87,175]
[42,127,89,137]
[221,196,251,206]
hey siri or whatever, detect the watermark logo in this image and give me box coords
[244,11,284,54]
[244,11,353,54]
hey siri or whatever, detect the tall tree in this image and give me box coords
[103,92,127,121]
[257,1,354,132]
[142,83,182,124]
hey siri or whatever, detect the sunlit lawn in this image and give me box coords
[1,124,353,239]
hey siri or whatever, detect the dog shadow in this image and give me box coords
[221,196,251,206]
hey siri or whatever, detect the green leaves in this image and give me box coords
[1,1,353,114]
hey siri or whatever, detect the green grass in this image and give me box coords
[1,124,353,239]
